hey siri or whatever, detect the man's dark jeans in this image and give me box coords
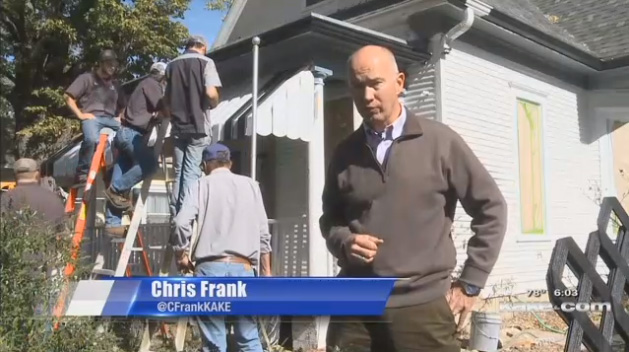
[105,126,158,228]
[110,126,158,193]
[326,296,460,352]
[76,116,120,178]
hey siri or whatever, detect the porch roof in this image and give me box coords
[210,12,430,83]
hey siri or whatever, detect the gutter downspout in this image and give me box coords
[427,7,475,65]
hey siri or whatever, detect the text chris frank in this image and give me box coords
[500,302,612,312]
[151,280,248,298]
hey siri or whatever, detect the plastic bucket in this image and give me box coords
[469,311,502,352]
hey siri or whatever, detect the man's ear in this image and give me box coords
[396,71,406,96]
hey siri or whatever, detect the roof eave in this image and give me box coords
[209,13,430,65]
[446,0,605,70]
[446,0,627,71]
[602,54,629,70]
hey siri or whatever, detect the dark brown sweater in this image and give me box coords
[1,183,66,230]
[320,109,508,308]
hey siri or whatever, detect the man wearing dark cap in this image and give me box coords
[1,158,65,228]
[172,143,270,352]
[164,35,222,217]
[65,49,126,184]
[103,62,168,236]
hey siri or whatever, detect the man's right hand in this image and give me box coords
[344,234,384,264]
[79,113,96,120]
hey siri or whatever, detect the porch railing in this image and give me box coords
[81,217,311,277]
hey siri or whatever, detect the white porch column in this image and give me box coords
[293,66,333,352]
[353,102,363,131]
[308,66,334,278]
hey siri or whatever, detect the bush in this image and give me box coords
[0,209,126,352]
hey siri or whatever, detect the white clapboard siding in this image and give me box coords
[440,42,603,296]
[402,64,438,120]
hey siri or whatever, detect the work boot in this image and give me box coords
[104,186,132,210]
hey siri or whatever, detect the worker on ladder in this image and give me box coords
[104,62,168,237]
[64,49,125,185]
[172,143,272,352]
[163,35,222,218]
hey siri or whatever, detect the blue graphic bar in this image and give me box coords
[65,278,397,317]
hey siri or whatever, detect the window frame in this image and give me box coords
[509,82,552,243]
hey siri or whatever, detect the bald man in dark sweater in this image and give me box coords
[321,45,508,352]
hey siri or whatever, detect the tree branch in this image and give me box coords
[0,11,21,43]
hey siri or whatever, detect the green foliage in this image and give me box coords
[0,0,191,159]
[0,95,15,166]
[16,116,81,161]
[205,0,234,12]
[0,210,125,352]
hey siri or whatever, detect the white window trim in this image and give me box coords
[599,119,618,199]
[509,82,552,243]
[597,107,629,200]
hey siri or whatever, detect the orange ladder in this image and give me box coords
[53,129,156,331]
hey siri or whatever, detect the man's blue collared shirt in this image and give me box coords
[363,108,407,165]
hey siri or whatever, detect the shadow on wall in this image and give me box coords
[577,91,597,145]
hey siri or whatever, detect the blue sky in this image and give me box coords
[180,1,228,47]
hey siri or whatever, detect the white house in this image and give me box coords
[45,0,628,349]
[208,0,629,293]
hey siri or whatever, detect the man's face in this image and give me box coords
[348,53,405,127]
[100,60,118,78]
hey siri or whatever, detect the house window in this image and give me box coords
[516,98,546,235]
[306,0,327,7]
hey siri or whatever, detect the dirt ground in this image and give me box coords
[458,296,627,352]
[457,310,568,352]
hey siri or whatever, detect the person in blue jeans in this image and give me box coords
[172,143,272,352]
[164,35,222,217]
[103,62,167,236]
[65,49,125,184]
[169,135,209,217]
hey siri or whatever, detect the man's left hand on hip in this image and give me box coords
[446,283,477,332]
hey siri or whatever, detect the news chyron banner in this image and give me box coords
[62,278,397,317]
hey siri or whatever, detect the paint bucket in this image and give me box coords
[469,311,502,352]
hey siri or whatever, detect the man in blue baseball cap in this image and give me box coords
[172,142,271,352]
